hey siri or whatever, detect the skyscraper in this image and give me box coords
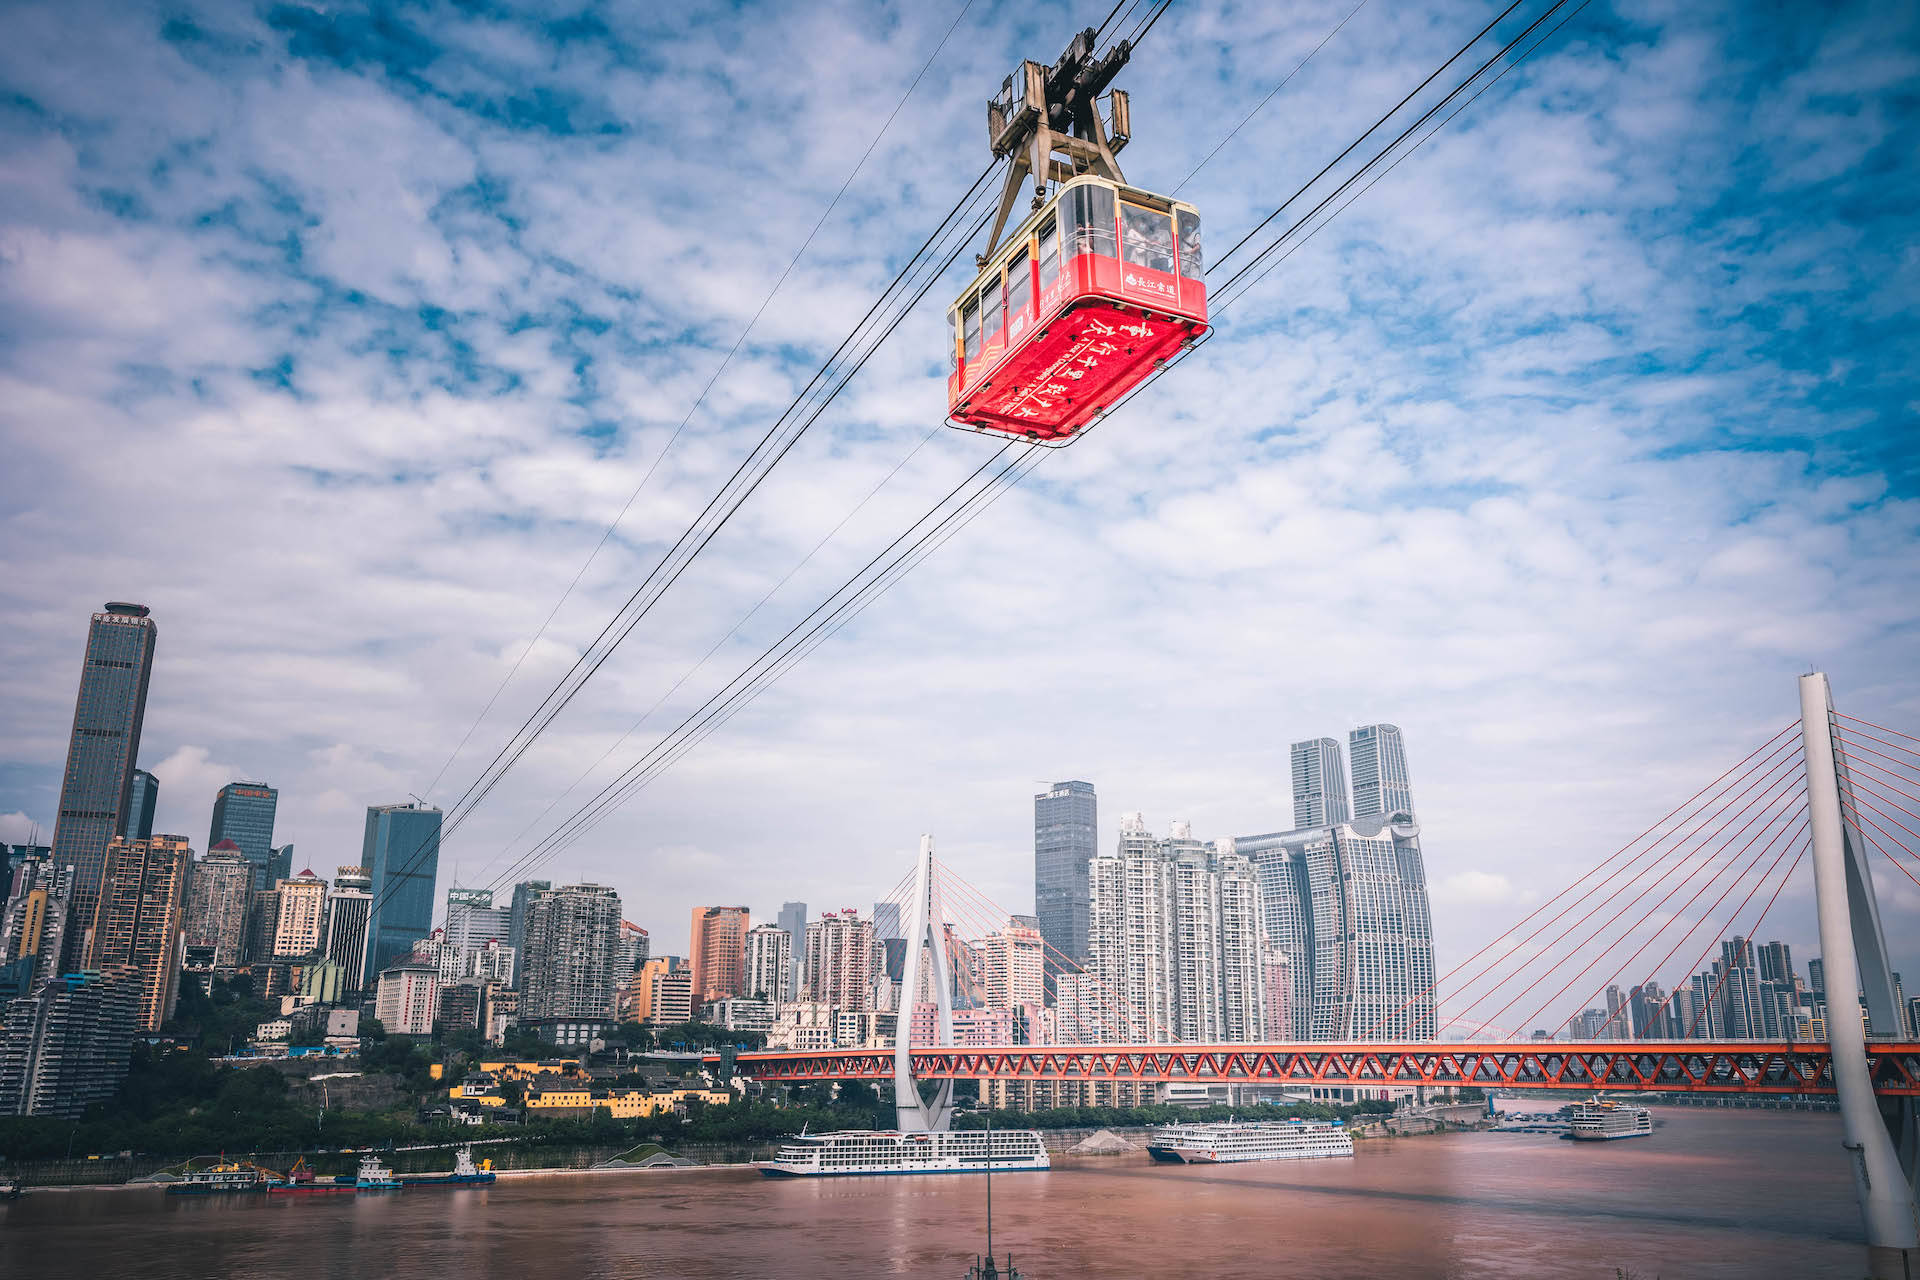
[689,906,750,1005]
[85,834,192,1031]
[323,866,373,991]
[445,886,510,953]
[271,869,328,957]
[805,910,874,1010]
[1348,724,1413,819]
[778,901,807,996]
[360,802,442,986]
[183,844,253,971]
[872,900,903,942]
[507,879,551,989]
[0,970,140,1117]
[744,923,795,1004]
[121,770,158,842]
[207,781,279,892]
[1289,738,1351,829]
[1034,780,1097,967]
[0,856,73,989]
[49,602,157,962]
[520,884,622,1021]
[983,917,1045,1010]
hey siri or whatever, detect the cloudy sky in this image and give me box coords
[2,0,1916,1032]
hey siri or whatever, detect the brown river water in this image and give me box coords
[0,1106,1872,1279]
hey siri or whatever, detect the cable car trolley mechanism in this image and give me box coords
[947,28,1208,446]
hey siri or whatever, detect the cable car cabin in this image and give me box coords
[947,175,1206,445]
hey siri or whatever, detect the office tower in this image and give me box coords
[374,957,440,1036]
[778,901,807,995]
[1348,724,1413,819]
[121,770,158,842]
[360,801,442,986]
[271,868,328,956]
[1085,816,1266,1045]
[507,879,551,987]
[1237,812,1434,1042]
[983,917,1045,1010]
[49,602,158,961]
[520,884,622,1020]
[1717,937,1766,1038]
[1289,738,1351,829]
[872,900,903,942]
[445,886,510,953]
[688,906,750,1004]
[207,781,280,892]
[744,923,794,1004]
[1758,940,1794,986]
[268,843,294,889]
[85,834,191,1030]
[1809,956,1826,998]
[805,910,874,1010]
[323,866,373,989]
[0,970,141,1116]
[1035,780,1097,968]
[183,844,254,971]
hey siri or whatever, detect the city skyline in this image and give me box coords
[0,1,1915,987]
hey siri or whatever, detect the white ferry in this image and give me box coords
[761,1129,1050,1177]
[1569,1100,1653,1141]
[1146,1118,1354,1164]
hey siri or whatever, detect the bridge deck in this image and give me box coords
[714,1041,1920,1095]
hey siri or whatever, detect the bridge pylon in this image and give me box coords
[1800,671,1919,1278]
[895,834,956,1132]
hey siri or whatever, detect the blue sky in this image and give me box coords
[2,0,1916,1031]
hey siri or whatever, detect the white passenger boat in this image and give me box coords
[1568,1100,1653,1141]
[1146,1118,1354,1164]
[761,1129,1050,1177]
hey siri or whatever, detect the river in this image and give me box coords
[0,1106,1869,1278]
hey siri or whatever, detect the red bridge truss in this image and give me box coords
[715,1041,1920,1097]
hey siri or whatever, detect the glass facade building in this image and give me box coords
[208,781,279,893]
[1034,780,1097,968]
[1289,738,1350,830]
[50,602,158,958]
[360,802,442,986]
[120,770,158,842]
[1348,724,1414,820]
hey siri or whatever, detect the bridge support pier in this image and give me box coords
[895,834,955,1132]
[1800,672,1920,1279]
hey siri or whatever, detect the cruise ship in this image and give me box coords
[761,1129,1050,1177]
[1146,1118,1355,1164]
[1568,1100,1653,1141]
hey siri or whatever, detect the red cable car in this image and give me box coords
[945,29,1208,446]
[947,177,1206,444]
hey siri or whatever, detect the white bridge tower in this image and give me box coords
[895,834,956,1132]
[1800,672,1919,1279]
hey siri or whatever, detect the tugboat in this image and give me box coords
[353,1153,402,1191]
[166,1160,277,1195]
[398,1146,496,1188]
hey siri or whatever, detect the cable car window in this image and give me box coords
[949,314,959,375]
[1005,249,1031,325]
[963,298,980,362]
[1068,185,1117,259]
[981,275,1003,344]
[1177,211,1202,278]
[1121,203,1175,274]
[1037,218,1059,290]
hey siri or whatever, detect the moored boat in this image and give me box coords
[166,1161,278,1195]
[1145,1118,1354,1164]
[1568,1099,1653,1141]
[398,1146,496,1188]
[354,1154,402,1190]
[266,1158,354,1194]
[762,1128,1049,1178]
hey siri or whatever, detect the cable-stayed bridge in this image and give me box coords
[713,674,1920,1276]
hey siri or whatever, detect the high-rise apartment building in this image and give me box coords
[1035,780,1097,968]
[374,957,440,1036]
[323,866,373,989]
[207,781,279,892]
[360,802,442,986]
[777,901,807,996]
[1086,816,1265,1044]
[507,879,551,988]
[0,969,140,1116]
[520,884,622,1021]
[688,906,750,1005]
[271,869,328,957]
[49,602,158,962]
[617,921,650,979]
[1348,724,1413,819]
[85,834,192,1030]
[121,770,158,842]
[983,917,1045,1010]
[183,843,253,970]
[744,923,795,1004]
[1289,739,1351,829]
[805,910,874,1010]
[0,857,74,989]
